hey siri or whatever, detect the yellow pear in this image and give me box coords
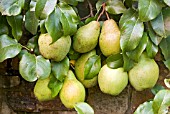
[99,19,120,57]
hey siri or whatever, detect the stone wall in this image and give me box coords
[0,52,169,114]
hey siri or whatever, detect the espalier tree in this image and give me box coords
[0,0,170,113]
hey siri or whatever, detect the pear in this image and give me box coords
[99,19,120,57]
[59,70,86,109]
[73,21,100,53]
[75,50,98,88]
[98,65,128,95]
[38,33,71,62]
[129,53,159,91]
[34,75,53,101]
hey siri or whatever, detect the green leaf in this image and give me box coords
[51,57,69,82]
[146,39,158,59]
[84,55,101,80]
[164,78,170,88]
[138,0,162,22]
[0,0,24,16]
[106,53,123,69]
[48,74,63,98]
[126,32,148,62]
[19,53,51,82]
[0,16,9,35]
[153,90,170,114]
[105,0,126,14]
[45,7,63,43]
[150,12,166,38]
[123,52,134,72]
[74,102,94,114]
[162,7,170,37]
[163,0,170,6]
[159,36,170,60]
[134,101,154,114]
[35,0,57,20]
[0,34,22,62]
[25,10,39,35]
[164,59,170,70]
[6,15,23,41]
[120,15,144,52]
[151,85,165,95]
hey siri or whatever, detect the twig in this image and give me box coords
[87,0,94,17]
[21,45,33,52]
[81,14,91,20]
[97,3,106,21]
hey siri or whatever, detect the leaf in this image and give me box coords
[120,15,144,52]
[25,10,39,35]
[48,74,63,98]
[6,15,23,41]
[123,52,134,72]
[0,0,25,16]
[146,39,158,59]
[51,57,69,82]
[0,34,22,62]
[0,16,9,35]
[105,0,126,14]
[84,55,101,80]
[134,101,154,114]
[151,85,165,95]
[153,90,170,114]
[138,0,162,22]
[163,0,170,6]
[159,36,170,60]
[74,102,94,114]
[150,12,166,38]
[126,32,148,62]
[164,59,170,70]
[45,7,63,43]
[162,7,170,37]
[106,53,123,69]
[19,53,51,82]
[164,78,170,88]
[35,0,57,20]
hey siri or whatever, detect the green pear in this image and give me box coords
[34,75,53,101]
[75,50,98,88]
[98,65,128,95]
[99,19,120,57]
[73,21,100,53]
[38,33,71,62]
[129,53,159,91]
[59,70,86,109]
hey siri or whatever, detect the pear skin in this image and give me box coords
[99,19,120,57]
[73,21,100,53]
[59,70,85,109]
[38,33,71,62]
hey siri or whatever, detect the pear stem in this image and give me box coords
[105,11,110,20]
[97,3,106,21]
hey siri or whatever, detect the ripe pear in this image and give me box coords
[38,33,71,62]
[73,21,100,53]
[59,70,85,109]
[99,19,120,57]
[75,50,98,88]
[98,65,128,95]
[129,53,159,91]
[34,75,53,101]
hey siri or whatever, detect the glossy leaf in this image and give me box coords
[123,52,134,72]
[84,55,101,80]
[0,16,9,35]
[126,32,148,62]
[164,59,170,70]
[25,10,39,35]
[74,102,94,114]
[19,53,51,82]
[59,0,84,6]
[164,78,170,88]
[106,53,123,69]
[0,0,24,16]
[51,57,69,82]
[153,90,170,114]
[48,74,63,98]
[105,0,126,14]
[134,101,154,114]
[120,15,144,52]
[0,34,22,62]
[151,12,166,38]
[146,39,158,59]
[45,7,63,43]
[162,7,170,37]
[159,36,170,60]
[138,0,162,22]
[35,0,57,20]
[151,85,165,95]
[163,0,170,6]
[6,15,23,41]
